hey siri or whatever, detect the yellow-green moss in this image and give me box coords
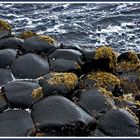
[98,87,113,98]
[19,31,37,39]
[120,78,139,95]
[36,133,45,137]
[94,46,117,72]
[0,19,11,31]
[75,62,81,69]
[38,35,55,45]
[48,72,78,90]
[117,51,140,72]
[87,71,120,91]
[32,87,43,100]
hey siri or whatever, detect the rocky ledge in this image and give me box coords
[0,19,140,136]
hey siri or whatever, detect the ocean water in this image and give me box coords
[1,3,140,52]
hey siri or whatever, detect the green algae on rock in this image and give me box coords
[39,72,78,97]
[117,51,140,72]
[94,46,117,73]
[22,34,57,54]
[0,19,11,31]
[79,71,120,92]
[0,19,11,39]
[19,31,37,39]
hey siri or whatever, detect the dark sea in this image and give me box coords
[1,3,140,52]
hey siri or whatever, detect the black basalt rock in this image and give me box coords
[10,53,50,79]
[22,35,58,54]
[4,80,43,108]
[31,95,94,130]
[0,68,13,87]
[50,58,81,73]
[0,37,23,50]
[98,109,139,136]
[78,88,114,117]
[0,110,35,136]
[0,49,17,68]
[49,49,84,65]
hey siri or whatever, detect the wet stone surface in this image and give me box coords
[0,49,17,68]
[22,35,58,54]
[11,53,50,79]
[31,95,94,130]
[0,37,23,50]
[48,49,84,65]
[0,68,13,87]
[50,58,81,73]
[4,80,43,108]
[78,88,114,117]
[0,110,35,136]
[98,109,139,136]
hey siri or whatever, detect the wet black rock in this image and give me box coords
[0,93,7,113]
[0,68,13,87]
[22,35,58,54]
[0,110,35,136]
[0,30,11,39]
[0,37,22,50]
[98,109,139,136]
[50,58,81,73]
[31,95,94,130]
[4,80,43,108]
[78,88,114,117]
[49,49,84,65]
[11,53,50,79]
[39,72,78,97]
[0,49,17,68]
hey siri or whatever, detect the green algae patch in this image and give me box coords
[0,19,11,31]
[32,87,44,100]
[47,72,78,90]
[87,72,120,91]
[38,35,56,45]
[117,51,140,72]
[19,31,37,39]
[94,46,117,73]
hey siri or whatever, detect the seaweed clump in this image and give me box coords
[19,31,37,39]
[0,19,11,31]
[94,46,117,73]
[117,51,140,72]
[48,72,78,90]
[80,71,120,92]
[38,35,55,45]
[32,87,44,100]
